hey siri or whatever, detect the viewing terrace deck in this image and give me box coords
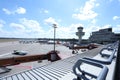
[0,41,119,80]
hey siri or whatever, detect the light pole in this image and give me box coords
[47,24,60,62]
[53,24,57,51]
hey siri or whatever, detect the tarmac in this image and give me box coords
[0,41,104,77]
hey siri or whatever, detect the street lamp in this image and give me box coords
[47,24,60,62]
[53,24,57,51]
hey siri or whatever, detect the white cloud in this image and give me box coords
[40,22,84,38]
[113,16,120,20]
[15,7,26,14]
[96,3,100,6]
[102,24,112,29]
[40,9,49,14]
[0,19,6,28]
[2,8,11,15]
[6,18,45,38]
[44,10,49,14]
[91,19,97,24]
[7,19,86,38]
[72,0,99,20]
[2,7,26,15]
[113,25,120,33]
[0,19,6,34]
[44,17,84,38]
[55,23,84,38]
[74,8,79,12]
[89,24,112,31]
[44,17,58,25]
[83,25,98,39]
[19,18,43,33]
[10,23,25,31]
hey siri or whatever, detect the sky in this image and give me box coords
[0,0,120,39]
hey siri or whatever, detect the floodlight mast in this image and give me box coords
[53,24,57,51]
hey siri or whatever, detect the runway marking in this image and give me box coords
[0,53,11,57]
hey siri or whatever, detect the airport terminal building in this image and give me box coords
[89,28,120,44]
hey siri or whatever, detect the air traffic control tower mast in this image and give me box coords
[76,26,85,44]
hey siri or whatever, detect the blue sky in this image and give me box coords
[0,0,120,39]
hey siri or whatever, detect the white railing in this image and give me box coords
[73,41,119,80]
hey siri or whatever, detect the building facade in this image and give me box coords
[89,28,120,44]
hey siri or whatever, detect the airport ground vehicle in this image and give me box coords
[12,50,27,55]
[69,43,99,54]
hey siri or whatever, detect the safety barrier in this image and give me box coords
[73,41,119,80]
[73,58,108,80]
[83,48,116,65]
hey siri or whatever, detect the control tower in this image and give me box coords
[76,26,85,44]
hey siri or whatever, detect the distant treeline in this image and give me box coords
[37,38,78,42]
[0,37,78,41]
[0,38,19,42]
[0,37,89,44]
